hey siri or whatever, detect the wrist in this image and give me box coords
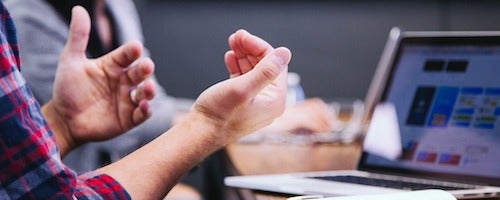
[180,111,231,149]
[41,101,77,157]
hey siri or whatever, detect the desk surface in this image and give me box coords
[226,141,362,200]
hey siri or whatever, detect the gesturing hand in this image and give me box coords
[47,6,156,154]
[191,30,292,143]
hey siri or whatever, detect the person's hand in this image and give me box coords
[267,98,333,134]
[43,6,156,155]
[190,29,292,143]
[97,30,289,199]
[221,30,330,135]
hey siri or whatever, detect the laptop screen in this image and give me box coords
[359,31,500,186]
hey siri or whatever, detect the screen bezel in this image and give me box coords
[358,31,500,186]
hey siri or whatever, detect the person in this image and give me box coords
[6,0,190,173]
[0,4,155,198]
[7,0,332,199]
[6,0,331,169]
[0,2,292,199]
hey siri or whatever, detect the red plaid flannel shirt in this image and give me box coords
[0,2,130,199]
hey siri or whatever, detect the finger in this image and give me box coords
[64,6,91,58]
[237,57,254,75]
[230,29,272,59]
[127,57,155,85]
[97,41,143,72]
[131,79,156,104]
[304,99,333,132]
[227,32,252,75]
[224,51,242,78]
[238,47,291,98]
[130,89,138,105]
[228,32,243,57]
[228,30,274,74]
[132,100,152,125]
[310,114,333,132]
[240,31,273,63]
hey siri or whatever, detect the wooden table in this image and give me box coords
[226,140,362,200]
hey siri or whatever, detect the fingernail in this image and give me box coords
[273,54,286,67]
[272,48,291,66]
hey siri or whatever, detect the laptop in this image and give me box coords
[224,27,500,199]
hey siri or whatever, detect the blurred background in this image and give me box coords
[133,0,500,101]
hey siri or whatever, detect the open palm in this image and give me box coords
[51,6,155,145]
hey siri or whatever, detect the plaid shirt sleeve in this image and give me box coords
[0,3,130,199]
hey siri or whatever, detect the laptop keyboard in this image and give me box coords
[311,175,473,191]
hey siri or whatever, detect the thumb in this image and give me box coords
[63,6,91,58]
[240,47,292,97]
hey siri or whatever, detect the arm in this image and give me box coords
[8,0,182,157]
[38,7,291,199]
[98,30,292,199]
[0,4,139,199]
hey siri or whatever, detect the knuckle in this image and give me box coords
[259,62,279,82]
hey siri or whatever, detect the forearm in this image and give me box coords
[97,112,226,199]
[41,100,75,157]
